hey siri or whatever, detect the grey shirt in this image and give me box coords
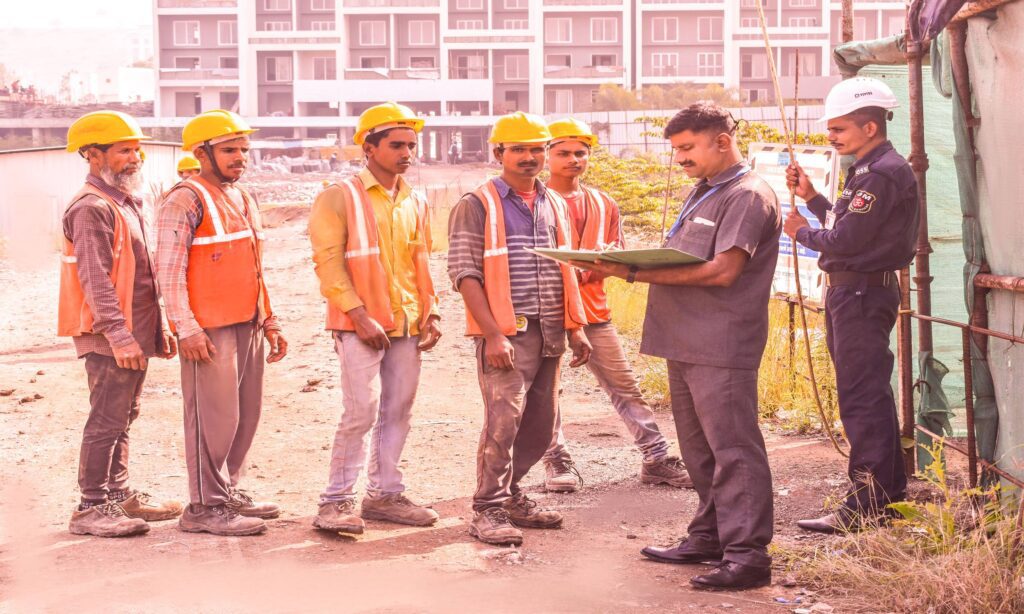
[641,163,781,370]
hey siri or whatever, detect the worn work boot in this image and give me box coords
[178,503,267,536]
[544,458,583,493]
[113,489,184,522]
[361,493,439,527]
[469,507,523,546]
[69,502,150,538]
[226,488,280,519]
[313,500,365,534]
[640,455,694,489]
[503,492,563,529]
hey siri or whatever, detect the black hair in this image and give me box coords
[663,102,737,139]
[846,106,889,137]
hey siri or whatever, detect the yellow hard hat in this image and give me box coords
[177,154,201,172]
[354,102,424,146]
[547,117,598,148]
[66,110,151,153]
[489,112,551,145]
[181,109,255,152]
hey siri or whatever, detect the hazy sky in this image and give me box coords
[6,1,151,29]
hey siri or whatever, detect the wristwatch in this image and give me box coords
[626,265,639,284]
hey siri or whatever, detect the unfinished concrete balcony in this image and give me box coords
[343,0,439,6]
[158,0,238,8]
[543,65,624,80]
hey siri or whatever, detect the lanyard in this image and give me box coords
[665,166,751,239]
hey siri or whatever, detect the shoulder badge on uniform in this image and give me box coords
[855,166,871,176]
[849,189,876,214]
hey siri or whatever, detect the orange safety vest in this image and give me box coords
[323,176,438,332]
[573,186,620,324]
[169,176,272,331]
[464,179,586,337]
[57,184,136,337]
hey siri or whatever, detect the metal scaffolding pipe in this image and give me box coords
[974,273,1024,293]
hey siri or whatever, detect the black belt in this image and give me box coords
[825,271,896,287]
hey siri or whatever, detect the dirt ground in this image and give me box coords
[0,168,862,613]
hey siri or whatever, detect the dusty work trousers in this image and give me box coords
[473,323,562,512]
[667,360,773,568]
[825,283,907,517]
[78,353,148,503]
[181,321,264,507]
[320,333,422,503]
[545,321,670,464]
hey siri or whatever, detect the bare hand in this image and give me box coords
[483,333,515,370]
[783,207,810,240]
[180,331,216,363]
[112,339,147,370]
[786,162,818,202]
[349,306,391,350]
[569,259,630,280]
[567,328,592,368]
[265,329,288,363]
[417,315,442,351]
[158,332,178,360]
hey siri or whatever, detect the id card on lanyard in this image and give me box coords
[665,166,751,241]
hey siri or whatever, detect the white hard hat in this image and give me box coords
[820,76,899,122]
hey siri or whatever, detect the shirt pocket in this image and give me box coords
[672,220,717,260]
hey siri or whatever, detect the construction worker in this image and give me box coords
[573,102,780,590]
[177,154,200,180]
[541,118,691,493]
[786,77,918,534]
[155,109,289,536]
[447,112,592,546]
[308,102,442,534]
[60,111,183,537]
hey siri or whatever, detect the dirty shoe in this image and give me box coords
[469,507,523,546]
[114,489,184,522]
[544,459,583,493]
[226,488,280,519]
[640,455,694,488]
[178,503,267,536]
[313,500,365,534]
[503,492,563,529]
[69,502,150,537]
[361,493,439,527]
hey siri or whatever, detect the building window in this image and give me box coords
[740,17,758,28]
[545,17,572,44]
[265,56,293,81]
[590,17,617,44]
[592,54,615,67]
[545,54,570,72]
[788,17,819,27]
[264,0,290,10]
[504,54,528,80]
[503,19,528,29]
[310,0,334,10]
[789,0,816,7]
[313,55,336,80]
[854,16,868,38]
[263,21,291,31]
[741,54,768,79]
[175,57,200,69]
[744,88,769,103]
[310,21,335,30]
[504,0,526,8]
[453,53,486,78]
[455,0,483,8]
[455,19,484,29]
[359,20,387,46]
[360,56,387,68]
[740,0,757,7]
[410,56,436,68]
[219,56,239,69]
[408,20,436,46]
[550,89,572,114]
[651,52,678,77]
[886,16,905,37]
[173,21,200,46]
[697,52,723,76]
[651,17,678,43]
[697,16,723,42]
[217,21,237,45]
[786,52,817,76]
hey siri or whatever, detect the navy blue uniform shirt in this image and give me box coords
[796,140,919,273]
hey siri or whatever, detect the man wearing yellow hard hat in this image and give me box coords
[307,102,441,534]
[59,110,183,538]
[540,118,692,494]
[155,109,288,536]
[176,154,200,180]
[447,111,591,546]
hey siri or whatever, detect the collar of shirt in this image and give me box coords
[849,140,895,173]
[87,173,140,209]
[705,161,749,188]
[493,176,547,201]
[358,167,411,204]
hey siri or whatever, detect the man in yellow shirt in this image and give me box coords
[308,103,442,534]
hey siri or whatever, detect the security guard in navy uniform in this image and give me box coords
[784,76,920,533]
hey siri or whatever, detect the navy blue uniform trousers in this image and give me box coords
[825,282,907,516]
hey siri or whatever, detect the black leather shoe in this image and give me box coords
[641,538,724,565]
[690,561,771,591]
[796,512,853,534]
